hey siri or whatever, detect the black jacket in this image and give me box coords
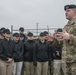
[0,38,15,61]
[52,46,62,60]
[23,40,35,62]
[13,40,24,62]
[49,40,63,60]
[33,40,52,62]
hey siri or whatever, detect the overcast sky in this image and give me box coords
[0,0,76,33]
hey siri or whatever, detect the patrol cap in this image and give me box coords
[0,31,3,36]
[40,32,45,37]
[64,4,76,11]
[0,27,5,33]
[19,33,25,37]
[19,27,24,32]
[13,33,19,37]
[27,32,33,36]
[56,28,63,32]
[43,31,49,36]
[3,29,10,34]
[0,27,5,31]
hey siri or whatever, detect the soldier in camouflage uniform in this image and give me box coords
[55,4,76,75]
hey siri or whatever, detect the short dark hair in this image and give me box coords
[19,27,24,32]
[56,28,63,32]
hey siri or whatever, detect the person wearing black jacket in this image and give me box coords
[12,33,24,75]
[23,32,35,75]
[0,31,4,41]
[19,27,27,41]
[52,40,63,75]
[0,29,15,75]
[33,32,52,75]
[19,33,26,43]
[19,33,26,75]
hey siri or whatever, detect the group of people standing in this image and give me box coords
[0,26,63,75]
[0,4,76,75]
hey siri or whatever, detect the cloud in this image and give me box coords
[0,0,75,30]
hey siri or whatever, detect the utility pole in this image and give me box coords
[36,23,39,36]
[11,25,13,39]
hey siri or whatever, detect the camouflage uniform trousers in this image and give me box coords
[66,62,76,75]
[53,60,66,75]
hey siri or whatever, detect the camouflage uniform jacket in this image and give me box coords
[62,18,76,63]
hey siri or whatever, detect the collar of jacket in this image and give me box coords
[67,18,76,25]
[4,38,11,42]
[27,40,35,43]
[13,40,20,44]
[39,40,46,44]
